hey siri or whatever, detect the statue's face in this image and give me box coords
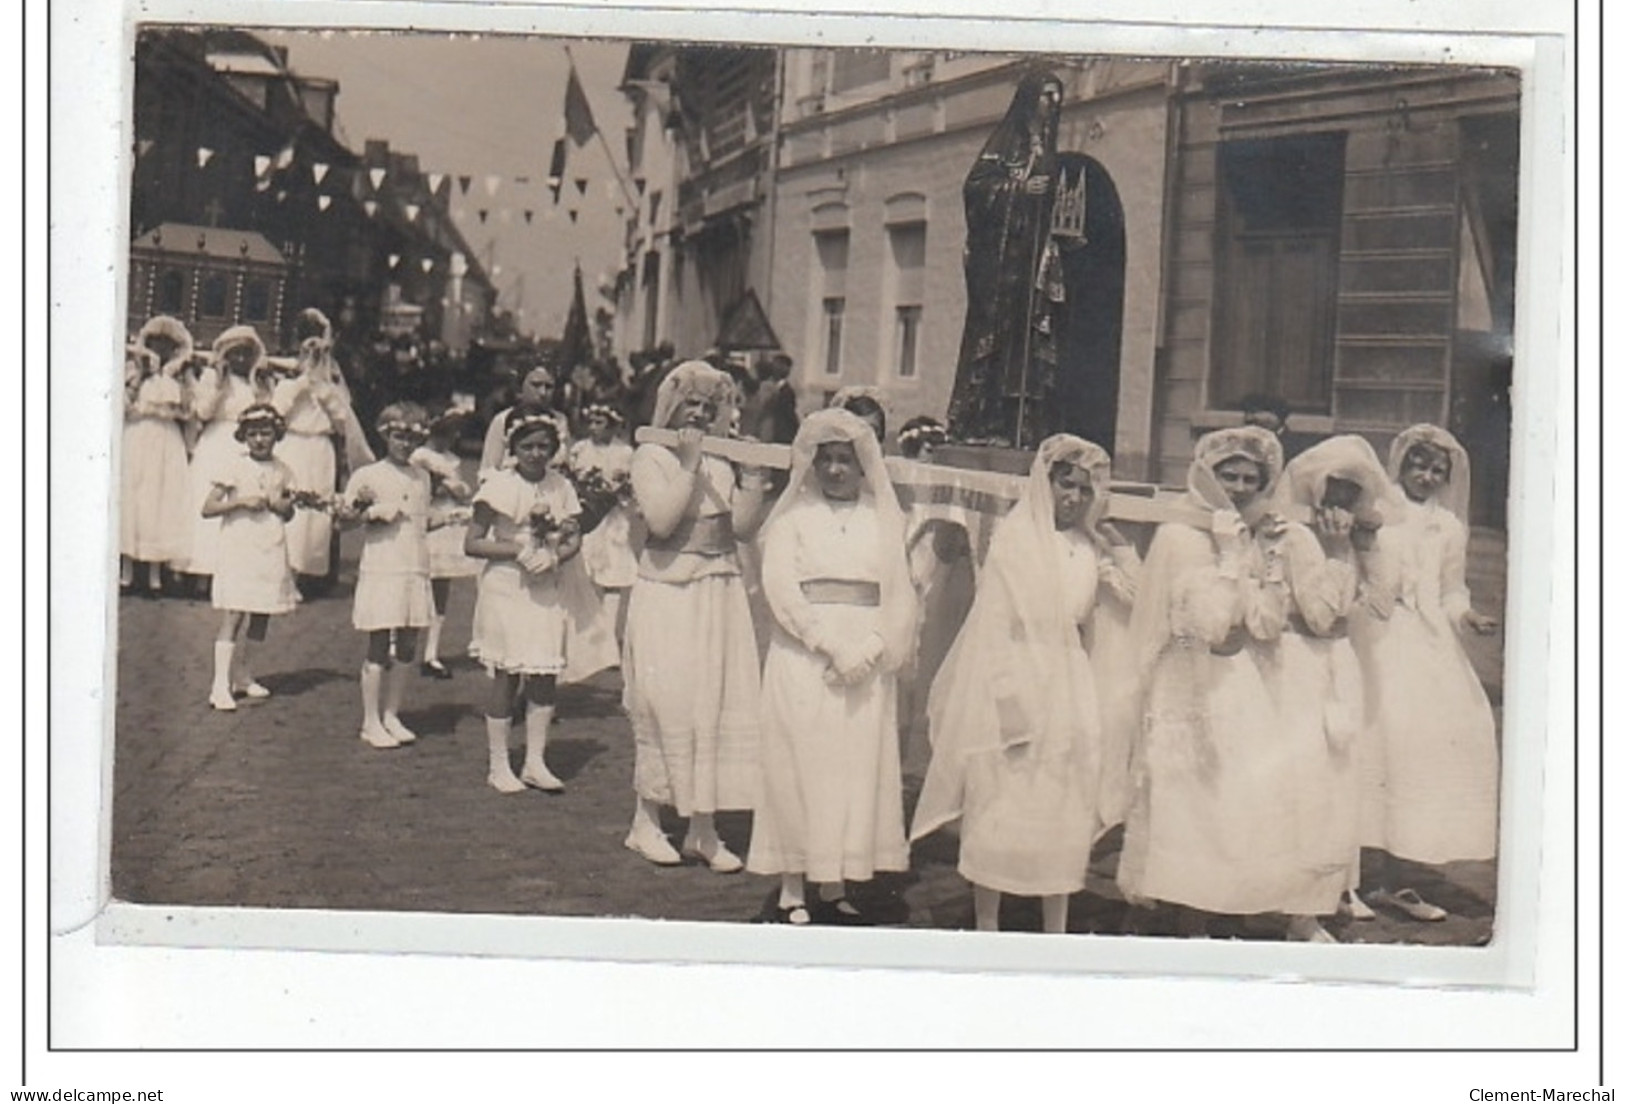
[1035,81,1063,127]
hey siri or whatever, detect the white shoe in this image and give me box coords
[488,770,526,794]
[682,836,744,874]
[233,681,271,700]
[1369,887,1448,922]
[1339,890,1377,921]
[1286,917,1338,944]
[624,824,682,866]
[208,688,237,712]
[359,723,401,749]
[520,765,565,793]
[382,715,418,745]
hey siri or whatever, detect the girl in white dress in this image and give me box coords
[186,326,274,581]
[622,361,772,871]
[336,403,438,750]
[911,435,1138,933]
[464,409,586,793]
[1263,435,1398,939]
[746,408,919,925]
[411,410,479,679]
[272,308,374,582]
[120,318,195,594]
[1118,427,1337,941]
[567,403,638,643]
[1350,424,1500,921]
[201,404,300,711]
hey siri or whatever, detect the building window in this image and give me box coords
[831,50,891,94]
[885,220,927,379]
[242,277,272,322]
[895,305,922,379]
[1211,132,1346,414]
[156,269,186,314]
[199,272,229,319]
[813,228,849,376]
[822,298,845,376]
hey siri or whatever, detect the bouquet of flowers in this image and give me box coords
[562,465,629,535]
[289,488,333,512]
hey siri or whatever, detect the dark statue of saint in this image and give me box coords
[946,70,1087,450]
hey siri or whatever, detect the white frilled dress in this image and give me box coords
[271,373,342,577]
[184,372,260,575]
[1264,523,1365,915]
[209,454,299,615]
[914,528,1114,898]
[569,438,639,591]
[622,448,761,816]
[120,374,192,565]
[1117,522,1311,916]
[1352,498,1499,863]
[410,446,480,579]
[344,460,435,632]
[746,496,910,883]
[467,468,580,676]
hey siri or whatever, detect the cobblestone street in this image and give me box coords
[109,533,1498,948]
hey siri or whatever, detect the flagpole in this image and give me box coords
[562,45,640,211]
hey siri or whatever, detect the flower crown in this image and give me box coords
[898,422,947,448]
[581,403,625,426]
[507,410,563,450]
[236,403,288,439]
[378,418,430,437]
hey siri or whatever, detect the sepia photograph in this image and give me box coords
[97,18,1533,962]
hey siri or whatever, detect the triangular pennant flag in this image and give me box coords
[478,209,488,224]
[364,199,378,217]
[428,172,445,194]
[569,209,579,223]
[420,258,434,273]
[524,210,534,224]
[313,162,330,185]
[136,137,156,159]
[196,146,214,168]
[564,67,598,146]
[276,143,295,169]
[574,178,588,196]
[485,174,502,197]
[458,175,472,195]
[276,189,288,203]
[389,253,401,269]
[255,177,271,193]
[317,195,332,211]
[635,177,647,196]
[405,203,420,222]
[254,154,271,177]
[615,206,624,218]
[369,167,387,190]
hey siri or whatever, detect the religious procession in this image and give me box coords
[111,31,1516,946]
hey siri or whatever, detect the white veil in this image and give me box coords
[1388,423,1471,523]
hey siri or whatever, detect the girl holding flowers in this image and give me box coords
[464,407,586,793]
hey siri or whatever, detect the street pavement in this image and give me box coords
[109,532,1498,947]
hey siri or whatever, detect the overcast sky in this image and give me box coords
[259,29,634,339]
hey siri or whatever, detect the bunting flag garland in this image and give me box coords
[277,143,295,169]
[485,174,502,197]
[364,199,378,217]
[196,146,215,168]
[253,154,271,177]
[428,172,445,194]
[569,209,579,223]
[255,177,272,193]
[564,67,598,146]
[389,253,401,269]
[313,162,330,185]
[369,167,387,190]
[635,177,647,196]
[574,178,588,197]
[458,175,472,195]
[405,203,420,223]
[421,258,434,273]
[136,138,156,159]
[317,195,332,211]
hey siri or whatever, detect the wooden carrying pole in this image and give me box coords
[632,427,1212,529]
